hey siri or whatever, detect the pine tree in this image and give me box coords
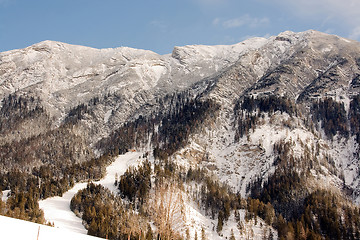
[88,219,98,236]
[185,228,190,240]
[235,210,240,223]
[114,173,118,186]
[217,211,224,233]
[230,229,236,240]
[268,230,274,240]
[146,224,153,240]
[286,222,295,240]
[276,214,287,239]
[194,230,198,240]
[295,220,306,240]
[264,203,275,226]
[201,227,207,240]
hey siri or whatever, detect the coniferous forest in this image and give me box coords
[2,92,360,239]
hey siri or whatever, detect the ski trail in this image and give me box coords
[39,152,143,234]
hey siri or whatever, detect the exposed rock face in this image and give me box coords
[2,30,360,205]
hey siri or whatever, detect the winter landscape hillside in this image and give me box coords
[1,30,360,239]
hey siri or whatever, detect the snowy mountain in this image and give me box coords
[0,37,265,119]
[1,30,360,239]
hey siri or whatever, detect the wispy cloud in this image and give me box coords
[275,0,360,19]
[219,33,271,45]
[149,20,169,33]
[212,18,220,26]
[239,33,271,42]
[213,15,269,29]
[350,27,360,40]
[270,0,360,40]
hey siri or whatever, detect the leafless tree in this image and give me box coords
[149,182,185,240]
[123,211,146,240]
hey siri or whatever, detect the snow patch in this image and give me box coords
[104,109,112,123]
[1,189,10,202]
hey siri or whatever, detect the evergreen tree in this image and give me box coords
[201,227,207,240]
[185,228,190,240]
[88,219,98,236]
[146,224,153,240]
[268,230,274,240]
[230,229,236,240]
[217,211,224,233]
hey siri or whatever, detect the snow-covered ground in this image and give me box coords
[38,150,278,240]
[0,215,104,240]
[183,198,278,240]
[39,152,143,234]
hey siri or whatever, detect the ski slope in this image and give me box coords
[39,152,143,235]
[0,215,104,240]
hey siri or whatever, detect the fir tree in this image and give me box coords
[230,229,236,240]
[146,224,153,240]
[185,228,190,240]
[201,227,207,240]
[217,211,224,233]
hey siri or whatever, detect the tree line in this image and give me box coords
[234,95,297,141]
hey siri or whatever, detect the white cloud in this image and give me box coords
[239,33,271,42]
[212,18,220,26]
[270,0,360,40]
[150,20,168,32]
[272,0,360,17]
[223,18,247,28]
[350,27,360,40]
[214,15,269,29]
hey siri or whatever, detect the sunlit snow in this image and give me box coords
[39,152,143,235]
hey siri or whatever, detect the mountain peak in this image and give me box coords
[2,30,360,240]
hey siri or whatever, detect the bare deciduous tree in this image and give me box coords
[149,182,185,240]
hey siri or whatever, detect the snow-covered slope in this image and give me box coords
[39,151,278,240]
[0,215,104,240]
[0,38,266,120]
[2,30,358,200]
[2,30,360,239]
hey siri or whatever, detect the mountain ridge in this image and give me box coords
[2,30,360,239]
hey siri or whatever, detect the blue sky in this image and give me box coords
[0,0,359,54]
